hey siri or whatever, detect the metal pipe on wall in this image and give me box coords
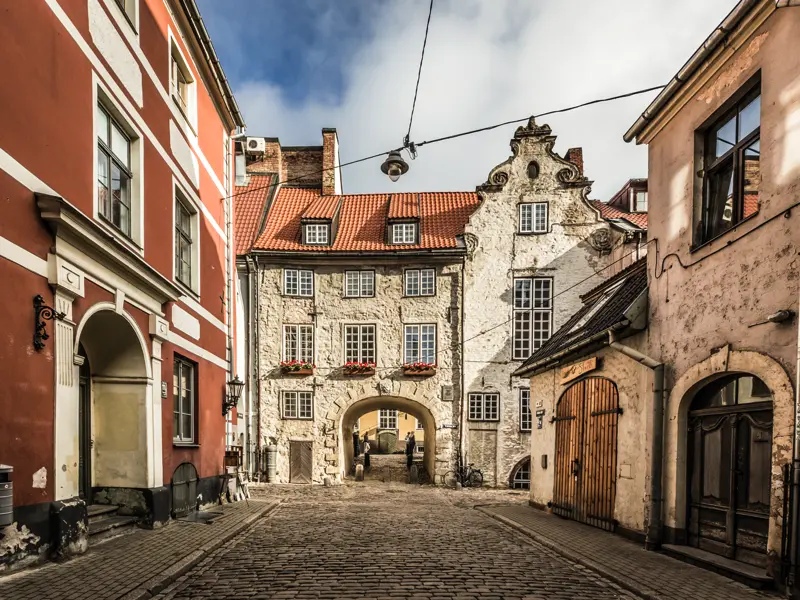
[608,330,665,550]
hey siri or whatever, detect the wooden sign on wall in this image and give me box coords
[560,357,597,384]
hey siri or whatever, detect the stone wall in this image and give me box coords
[257,260,463,484]
[462,119,623,486]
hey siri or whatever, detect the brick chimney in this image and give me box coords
[321,128,340,195]
[564,147,584,176]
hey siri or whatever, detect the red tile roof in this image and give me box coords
[233,175,273,255]
[253,188,480,252]
[388,194,420,219]
[591,200,648,230]
[302,195,340,219]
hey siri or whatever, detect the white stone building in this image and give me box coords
[234,123,645,486]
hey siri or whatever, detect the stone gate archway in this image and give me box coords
[326,380,456,483]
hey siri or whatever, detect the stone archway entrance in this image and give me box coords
[339,396,437,483]
[75,307,151,502]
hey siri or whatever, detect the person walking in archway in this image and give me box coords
[363,432,371,471]
[406,431,416,470]
[352,430,360,458]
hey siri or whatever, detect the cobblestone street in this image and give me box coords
[156,484,635,600]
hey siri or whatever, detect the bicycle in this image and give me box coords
[441,462,484,489]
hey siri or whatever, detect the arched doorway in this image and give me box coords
[552,377,619,531]
[340,396,437,483]
[75,307,151,500]
[687,374,773,567]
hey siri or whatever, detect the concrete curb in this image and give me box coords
[477,507,660,600]
[119,500,282,600]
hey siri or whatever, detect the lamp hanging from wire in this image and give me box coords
[380,151,409,183]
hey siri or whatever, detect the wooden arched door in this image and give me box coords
[552,377,620,531]
[687,375,772,567]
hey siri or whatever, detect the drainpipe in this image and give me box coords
[608,330,665,550]
[459,257,467,463]
[789,311,800,590]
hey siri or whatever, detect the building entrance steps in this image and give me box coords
[479,504,778,600]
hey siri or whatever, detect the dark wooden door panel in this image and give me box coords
[290,441,313,484]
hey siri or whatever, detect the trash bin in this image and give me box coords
[0,465,12,527]
[266,445,277,483]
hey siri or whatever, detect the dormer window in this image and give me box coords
[392,222,417,245]
[632,191,648,212]
[304,223,330,245]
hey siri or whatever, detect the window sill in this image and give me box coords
[690,211,759,254]
[516,231,548,236]
[282,294,315,299]
[343,295,375,299]
[468,419,500,423]
[97,216,144,256]
[175,278,200,301]
[281,417,314,421]
[173,442,200,448]
[402,294,436,299]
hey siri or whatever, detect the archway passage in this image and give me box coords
[687,374,773,567]
[553,377,619,532]
[340,396,436,484]
[76,309,150,498]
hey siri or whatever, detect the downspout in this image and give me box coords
[789,309,800,589]
[459,256,467,463]
[253,256,263,479]
[608,330,665,550]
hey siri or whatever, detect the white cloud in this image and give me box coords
[234,0,736,199]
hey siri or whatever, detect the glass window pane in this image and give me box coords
[361,271,374,296]
[738,94,760,140]
[713,113,736,159]
[404,325,419,363]
[405,270,420,296]
[533,203,547,232]
[534,279,551,309]
[111,123,129,166]
[345,272,359,297]
[285,270,297,295]
[519,204,532,232]
[97,106,109,144]
[420,269,435,296]
[513,311,531,360]
[706,159,735,239]
[514,279,531,309]
[743,139,760,219]
[299,270,313,296]
[421,325,435,364]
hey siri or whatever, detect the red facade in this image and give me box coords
[0,0,243,566]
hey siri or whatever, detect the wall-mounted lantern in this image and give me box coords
[33,295,65,351]
[223,376,244,416]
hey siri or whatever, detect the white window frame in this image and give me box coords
[513,277,553,360]
[519,202,548,233]
[344,324,376,364]
[415,418,423,430]
[282,391,313,420]
[633,190,648,213]
[404,268,436,297]
[392,222,417,245]
[109,0,140,35]
[512,459,531,490]
[94,84,144,252]
[173,356,196,443]
[282,324,314,363]
[379,409,398,429]
[284,268,314,297]
[173,184,200,294]
[168,33,197,129]
[468,392,500,422]
[344,271,375,298]
[403,324,437,365]
[520,389,532,432]
[304,223,330,245]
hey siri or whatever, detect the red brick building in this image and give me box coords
[0,0,244,566]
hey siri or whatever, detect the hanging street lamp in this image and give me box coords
[223,376,245,416]
[381,151,409,183]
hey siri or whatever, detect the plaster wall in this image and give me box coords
[462,120,622,486]
[528,341,653,534]
[640,4,800,568]
[257,261,462,483]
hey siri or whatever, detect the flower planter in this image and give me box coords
[281,368,314,376]
[343,368,376,377]
[403,367,436,377]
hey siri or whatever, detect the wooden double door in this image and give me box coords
[687,401,772,566]
[552,377,620,531]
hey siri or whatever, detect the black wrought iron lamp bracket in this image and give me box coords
[34,295,66,351]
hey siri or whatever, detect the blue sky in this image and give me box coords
[199,0,738,198]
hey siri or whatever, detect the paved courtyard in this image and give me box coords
[155,483,635,600]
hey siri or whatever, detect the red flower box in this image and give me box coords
[402,362,437,377]
[280,360,315,376]
[343,361,376,376]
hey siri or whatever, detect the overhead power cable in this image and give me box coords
[223,83,665,202]
[405,0,434,147]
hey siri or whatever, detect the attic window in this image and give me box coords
[392,222,417,245]
[632,191,648,213]
[304,223,330,245]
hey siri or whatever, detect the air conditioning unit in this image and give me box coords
[245,137,265,153]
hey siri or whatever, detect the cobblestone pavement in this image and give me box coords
[156,483,636,600]
[483,504,777,600]
[0,499,278,600]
